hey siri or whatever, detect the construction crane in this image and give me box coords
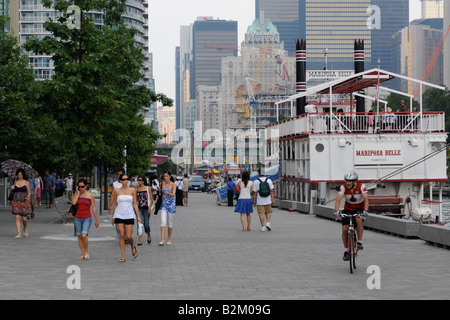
[233,38,270,130]
[412,24,450,100]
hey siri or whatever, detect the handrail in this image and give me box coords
[267,111,446,136]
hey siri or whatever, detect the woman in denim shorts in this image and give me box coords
[72,179,99,260]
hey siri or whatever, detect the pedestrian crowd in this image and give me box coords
[8,166,276,262]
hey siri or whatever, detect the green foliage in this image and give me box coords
[423,86,450,135]
[22,0,172,177]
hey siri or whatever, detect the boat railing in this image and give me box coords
[268,111,446,136]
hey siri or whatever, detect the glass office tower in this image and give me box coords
[371,0,409,73]
[255,0,305,55]
[256,0,409,74]
[191,17,238,99]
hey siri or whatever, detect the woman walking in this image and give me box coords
[137,175,153,245]
[72,179,99,260]
[159,171,176,246]
[234,171,253,231]
[11,169,31,239]
[35,171,43,207]
[112,173,141,263]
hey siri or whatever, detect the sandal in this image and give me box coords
[159,241,165,246]
[118,258,126,263]
[132,246,138,259]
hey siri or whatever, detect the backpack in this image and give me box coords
[257,178,271,197]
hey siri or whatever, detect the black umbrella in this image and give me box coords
[1,159,37,180]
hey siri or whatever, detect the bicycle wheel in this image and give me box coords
[348,232,354,273]
[352,231,357,271]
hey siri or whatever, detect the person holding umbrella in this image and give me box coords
[11,169,31,238]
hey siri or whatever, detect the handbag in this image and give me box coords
[235,182,241,193]
[8,188,14,201]
[68,204,77,216]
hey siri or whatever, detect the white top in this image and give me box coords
[114,195,135,220]
[238,181,253,199]
[253,177,274,205]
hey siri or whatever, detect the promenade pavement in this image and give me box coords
[0,192,449,301]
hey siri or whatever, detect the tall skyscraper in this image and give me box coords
[255,0,304,55]
[256,1,409,75]
[191,17,238,99]
[371,0,409,74]
[393,19,444,94]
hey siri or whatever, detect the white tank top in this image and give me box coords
[114,195,135,220]
[238,181,253,199]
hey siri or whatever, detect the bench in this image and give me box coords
[368,195,405,217]
[54,196,74,223]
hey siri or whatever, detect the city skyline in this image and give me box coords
[149,0,423,102]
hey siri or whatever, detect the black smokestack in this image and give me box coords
[354,39,365,113]
[296,39,306,115]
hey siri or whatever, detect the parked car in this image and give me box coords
[189,175,205,192]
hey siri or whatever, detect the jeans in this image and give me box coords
[74,217,92,236]
[138,207,151,234]
[45,189,54,204]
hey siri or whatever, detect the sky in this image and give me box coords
[149,0,423,103]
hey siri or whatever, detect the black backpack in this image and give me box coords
[257,178,271,197]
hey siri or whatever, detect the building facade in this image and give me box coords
[393,19,444,95]
[156,105,176,145]
[255,0,304,55]
[421,0,443,19]
[8,0,151,82]
[219,15,296,131]
[255,0,409,77]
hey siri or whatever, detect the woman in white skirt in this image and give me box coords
[234,171,253,231]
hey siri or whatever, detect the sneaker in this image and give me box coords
[260,226,266,232]
[343,251,349,261]
[266,223,271,231]
[357,241,364,250]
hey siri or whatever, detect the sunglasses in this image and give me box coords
[78,185,86,189]
[120,178,129,181]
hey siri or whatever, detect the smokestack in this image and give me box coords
[296,39,306,115]
[354,39,365,113]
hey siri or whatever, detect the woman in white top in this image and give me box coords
[112,174,141,263]
[234,171,253,231]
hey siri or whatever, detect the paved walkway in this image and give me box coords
[1,192,449,300]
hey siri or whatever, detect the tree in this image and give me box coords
[24,0,172,180]
[423,86,450,135]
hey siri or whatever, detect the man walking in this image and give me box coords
[226,177,235,207]
[43,170,55,208]
[253,168,274,231]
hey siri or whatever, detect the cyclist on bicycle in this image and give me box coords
[334,171,369,261]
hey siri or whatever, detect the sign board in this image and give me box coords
[306,70,354,81]
[354,142,403,167]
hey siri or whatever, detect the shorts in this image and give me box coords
[74,217,92,236]
[183,191,188,198]
[257,204,272,218]
[29,194,36,207]
[114,218,135,225]
[160,209,174,228]
[341,209,362,226]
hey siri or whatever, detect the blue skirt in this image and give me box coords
[234,198,253,214]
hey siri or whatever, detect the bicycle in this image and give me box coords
[334,210,367,274]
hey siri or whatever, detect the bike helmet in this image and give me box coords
[344,171,359,181]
